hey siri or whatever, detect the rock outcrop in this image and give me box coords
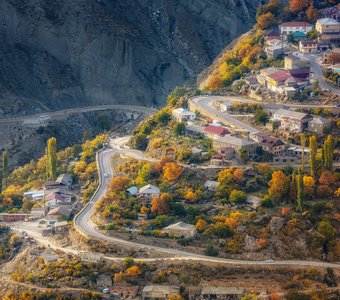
[0,0,261,115]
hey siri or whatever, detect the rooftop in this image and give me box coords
[274,109,311,120]
[317,18,339,25]
[172,108,195,116]
[216,136,257,147]
[280,21,312,27]
[143,285,179,294]
[204,125,230,136]
[164,221,196,231]
[201,286,245,296]
[139,184,160,194]
[311,116,331,125]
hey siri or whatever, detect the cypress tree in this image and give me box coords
[46,137,57,180]
[300,133,306,172]
[296,168,304,212]
[323,135,334,171]
[309,135,317,179]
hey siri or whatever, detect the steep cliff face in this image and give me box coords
[0,0,261,115]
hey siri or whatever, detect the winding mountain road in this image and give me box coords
[73,137,340,269]
[0,104,157,125]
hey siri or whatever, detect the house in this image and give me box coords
[328,63,340,74]
[111,285,139,299]
[163,221,197,238]
[126,186,139,196]
[138,184,161,203]
[79,252,103,263]
[308,116,332,134]
[220,102,232,112]
[258,68,298,92]
[201,286,245,300]
[142,285,180,300]
[185,124,205,138]
[46,206,70,221]
[43,181,65,190]
[316,18,340,34]
[286,146,310,158]
[172,108,196,123]
[299,41,318,54]
[0,213,30,222]
[24,190,45,201]
[250,131,269,143]
[265,29,281,41]
[260,136,286,155]
[204,181,220,192]
[284,55,310,79]
[72,201,83,212]
[30,207,46,218]
[96,274,112,288]
[265,42,289,59]
[54,221,69,234]
[210,154,226,166]
[213,136,258,157]
[273,109,312,132]
[45,193,69,208]
[56,173,73,189]
[279,21,313,35]
[40,251,58,264]
[42,227,54,237]
[45,187,72,202]
[204,125,230,139]
[323,48,340,64]
[321,4,340,21]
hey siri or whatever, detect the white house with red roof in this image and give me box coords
[279,21,313,35]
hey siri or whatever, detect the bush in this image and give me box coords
[261,195,273,208]
[204,246,219,257]
[229,190,246,203]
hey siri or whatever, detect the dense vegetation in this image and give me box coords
[0,133,107,212]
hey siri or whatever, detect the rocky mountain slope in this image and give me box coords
[0,0,261,116]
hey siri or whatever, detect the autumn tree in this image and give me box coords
[257,12,276,30]
[2,151,8,189]
[126,265,142,277]
[46,137,57,180]
[82,130,91,143]
[184,189,197,202]
[163,162,183,181]
[309,135,317,179]
[306,6,319,22]
[289,0,308,12]
[268,170,289,202]
[233,168,244,183]
[151,193,172,215]
[109,176,131,192]
[114,272,125,283]
[303,176,315,199]
[195,219,207,232]
[319,171,335,186]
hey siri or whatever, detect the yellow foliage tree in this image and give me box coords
[184,189,197,202]
[126,265,142,277]
[268,170,289,202]
[196,219,207,232]
[303,176,315,199]
[163,162,183,181]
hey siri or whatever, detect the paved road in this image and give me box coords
[73,137,340,269]
[299,52,340,96]
[0,104,156,125]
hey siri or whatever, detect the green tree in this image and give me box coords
[131,133,148,151]
[322,135,334,171]
[2,151,8,189]
[155,111,171,124]
[296,168,304,212]
[309,135,317,179]
[173,123,186,136]
[254,108,269,125]
[229,190,246,203]
[96,113,112,130]
[46,137,57,180]
[300,133,306,172]
[290,171,297,202]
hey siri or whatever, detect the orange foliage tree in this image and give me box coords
[233,168,244,183]
[126,265,142,277]
[184,189,197,202]
[289,0,308,12]
[109,176,131,192]
[319,171,335,186]
[163,162,183,181]
[268,170,289,202]
[151,193,171,215]
[303,176,315,198]
[257,12,276,30]
[196,219,208,232]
